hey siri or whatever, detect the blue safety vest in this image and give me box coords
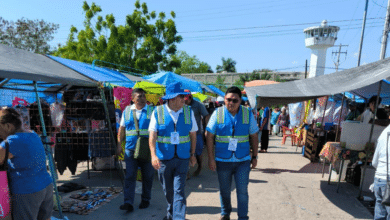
[215,106,251,159]
[155,105,192,160]
[124,105,154,150]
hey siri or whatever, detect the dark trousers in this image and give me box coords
[261,130,269,150]
[124,150,154,205]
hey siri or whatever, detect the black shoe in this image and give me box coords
[139,200,150,209]
[163,217,172,220]
[120,203,134,212]
[219,215,230,220]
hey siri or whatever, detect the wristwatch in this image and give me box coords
[191,153,196,157]
[252,155,258,160]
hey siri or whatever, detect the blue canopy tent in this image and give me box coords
[143,71,204,93]
[207,85,225,97]
[47,55,141,88]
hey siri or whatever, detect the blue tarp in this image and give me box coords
[47,55,135,88]
[207,85,225,97]
[143,71,203,93]
[0,79,60,106]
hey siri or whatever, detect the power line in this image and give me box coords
[179,17,384,33]
[182,25,383,42]
[340,0,362,42]
[178,0,290,14]
[182,22,382,39]
[372,0,387,8]
[176,0,354,23]
[177,0,315,18]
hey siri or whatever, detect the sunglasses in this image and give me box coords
[226,98,239,103]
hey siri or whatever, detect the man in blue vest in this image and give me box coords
[149,82,198,220]
[206,86,259,220]
[117,88,155,212]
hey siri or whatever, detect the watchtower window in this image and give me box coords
[323,28,329,37]
[314,29,319,37]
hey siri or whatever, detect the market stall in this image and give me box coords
[0,44,143,218]
[244,58,390,198]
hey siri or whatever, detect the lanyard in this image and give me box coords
[230,113,237,137]
[174,120,178,157]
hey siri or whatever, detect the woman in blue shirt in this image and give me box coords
[0,107,53,220]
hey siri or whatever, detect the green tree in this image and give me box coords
[233,71,261,87]
[233,79,244,87]
[54,1,182,75]
[216,57,236,73]
[173,51,213,74]
[252,69,273,80]
[214,75,226,91]
[0,17,59,53]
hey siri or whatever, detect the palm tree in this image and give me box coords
[216,57,237,73]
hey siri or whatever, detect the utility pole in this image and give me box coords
[357,0,369,67]
[332,44,348,72]
[305,59,308,78]
[380,0,390,60]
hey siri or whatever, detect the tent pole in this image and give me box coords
[0,79,10,88]
[33,81,64,219]
[320,96,329,126]
[99,84,125,187]
[358,80,383,199]
[335,93,345,142]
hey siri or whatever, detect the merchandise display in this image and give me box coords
[59,187,122,215]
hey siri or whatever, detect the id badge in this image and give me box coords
[228,138,238,151]
[171,132,180,145]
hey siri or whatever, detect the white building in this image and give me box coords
[304,20,340,78]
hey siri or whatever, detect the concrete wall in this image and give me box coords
[182,72,306,85]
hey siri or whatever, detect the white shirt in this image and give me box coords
[148,104,198,132]
[361,109,374,124]
[372,124,390,180]
[120,104,148,127]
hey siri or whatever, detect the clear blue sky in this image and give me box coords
[0,0,387,74]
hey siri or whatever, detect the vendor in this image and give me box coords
[345,102,360,121]
[357,96,387,123]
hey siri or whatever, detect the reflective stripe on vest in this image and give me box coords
[216,106,250,125]
[157,105,191,125]
[146,105,153,119]
[126,129,149,136]
[157,106,165,125]
[127,106,153,121]
[217,107,225,124]
[215,135,249,143]
[156,135,190,144]
[125,105,153,137]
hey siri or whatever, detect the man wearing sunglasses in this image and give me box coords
[206,86,259,220]
[149,82,198,220]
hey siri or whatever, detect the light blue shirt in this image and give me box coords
[206,107,259,162]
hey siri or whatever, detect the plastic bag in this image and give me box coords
[273,124,280,134]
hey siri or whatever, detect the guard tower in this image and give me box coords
[304,20,339,78]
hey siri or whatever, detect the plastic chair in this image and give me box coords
[281,126,296,145]
[295,132,304,151]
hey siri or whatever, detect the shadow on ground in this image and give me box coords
[253,162,327,174]
[320,180,373,219]
[187,206,237,215]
